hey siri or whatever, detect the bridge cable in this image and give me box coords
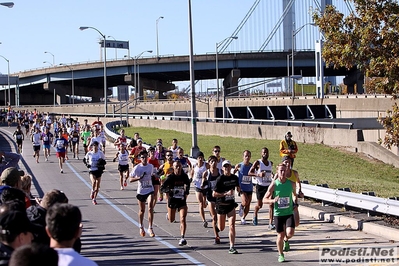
[218,0,261,53]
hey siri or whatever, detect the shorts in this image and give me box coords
[195,187,207,194]
[72,141,79,145]
[206,190,216,203]
[118,164,129,172]
[24,124,29,129]
[43,144,50,150]
[274,214,295,233]
[90,170,103,178]
[216,203,238,215]
[168,198,187,210]
[56,152,66,158]
[33,145,40,152]
[83,144,89,148]
[240,190,252,197]
[16,140,23,145]
[152,175,160,186]
[256,184,269,200]
[136,192,153,203]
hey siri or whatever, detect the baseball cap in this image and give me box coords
[222,160,231,167]
[0,167,24,186]
[137,138,143,143]
[0,210,35,236]
[286,131,292,137]
[92,141,99,146]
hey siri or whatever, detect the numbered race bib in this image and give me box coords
[173,186,185,199]
[182,166,189,174]
[43,136,49,141]
[242,175,252,185]
[72,137,78,142]
[209,180,217,190]
[225,190,235,201]
[56,140,64,149]
[141,180,152,188]
[277,197,290,209]
[16,135,22,140]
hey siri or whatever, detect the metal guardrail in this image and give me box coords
[301,183,399,217]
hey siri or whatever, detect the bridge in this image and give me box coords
[1,0,358,106]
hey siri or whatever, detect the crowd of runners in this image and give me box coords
[8,109,303,263]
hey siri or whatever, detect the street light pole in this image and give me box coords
[44,51,55,66]
[43,61,53,67]
[79,26,107,116]
[134,50,152,105]
[0,55,10,106]
[216,36,238,123]
[59,63,74,105]
[156,16,164,60]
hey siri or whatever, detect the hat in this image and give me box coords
[0,167,24,186]
[92,141,99,146]
[286,131,292,137]
[0,210,35,236]
[196,151,204,158]
[282,156,291,162]
[156,142,162,146]
[137,138,143,143]
[222,160,231,167]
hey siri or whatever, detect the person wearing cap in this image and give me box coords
[279,131,298,167]
[84,141,106,205]
[129,138,145,166]
[0,209,34,265]
[45,203,98,266]
[0,167,24,194]
[54,133,69,174]
[154,141,166,165]
[112,143,130,190]
[160,160,191,246]
[212,160,241,254]
[191,151,209,228]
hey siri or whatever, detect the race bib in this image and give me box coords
[242,175,252,185]
[277,197,290,209]
[43,136,48,141]
[225,190,235,201]
[173,186,185,199]
[141,180,152,188]
[16,135,22,140]
[209,180,217,189]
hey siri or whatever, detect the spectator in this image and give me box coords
[0,167,24,196]
[9,243,58,266]
[20,175,32,208]
[0,153,20,176]
[46,203,97,266]
[279,131,298,167]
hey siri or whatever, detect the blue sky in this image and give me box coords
[0,0,254,74]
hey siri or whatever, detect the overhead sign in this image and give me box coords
[100,40,129,50]
[117,85,129,101]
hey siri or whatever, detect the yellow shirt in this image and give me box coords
[287,169,298,183]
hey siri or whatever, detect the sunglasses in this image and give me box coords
[213,150,220,153]
[166,154,173,157]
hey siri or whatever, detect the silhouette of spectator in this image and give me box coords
[0,188,26,212]
[9,243,58,266]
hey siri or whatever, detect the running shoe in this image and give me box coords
[139,227,145,237]
[240,218,246,225]
[120,186,124,190]
[60,169,63,173]
[283,240,290,252]
[148,228,155,237]
[90,191,95,200]
[268,224,276,230]
[92,199,97,205]
[228,247,238,254]
[123,180,127,187]
[178,238,187,246]
[252,216,258,226]
[278,254,285,263]
[203,221,208,228]
[214,237,221,244]
[238,204,244,217]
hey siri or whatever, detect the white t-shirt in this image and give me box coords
[130,163,154,195]
[55,248,98,266]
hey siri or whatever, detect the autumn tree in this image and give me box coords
[313,0,399,149]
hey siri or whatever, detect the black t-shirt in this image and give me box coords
[213,174,239,205]
[161,172,191,201]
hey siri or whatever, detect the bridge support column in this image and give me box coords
[124,75,175,100]
[223,69,241,96]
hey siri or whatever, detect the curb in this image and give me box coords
[300,205,399,242]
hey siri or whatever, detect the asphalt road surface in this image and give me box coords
[0,126,397,266]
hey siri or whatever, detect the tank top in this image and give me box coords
[255,160,273,186]
[287,169,298,183]
[216,157,225,175]
[206,169,220,200]
[193,162,207,189]
[273,179,294,217]
[238,162,253,192]
[117,150,129,166]
[169,146,180,158]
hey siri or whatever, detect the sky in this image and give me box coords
[0,0,255,74]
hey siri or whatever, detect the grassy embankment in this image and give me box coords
[123,127,399,198]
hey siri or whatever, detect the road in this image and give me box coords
[0,126,397,266]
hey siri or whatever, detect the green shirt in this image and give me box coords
[81,131,91,145]
[273,179,294,217]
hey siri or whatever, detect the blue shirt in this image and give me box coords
[54,138,68,152]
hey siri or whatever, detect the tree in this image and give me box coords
[313,0,399,149]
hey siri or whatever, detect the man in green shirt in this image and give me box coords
[264,163,297,263]
[80,125,92,154]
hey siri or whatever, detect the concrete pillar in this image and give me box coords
[223,69,241,96]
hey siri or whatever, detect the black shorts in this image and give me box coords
[195,187,207,194]
[240,190,252,197]
[256,184,269,200]
[216,203,238,215]
[16,140,23,145]
[118,164,129,172]
[136,192,153,203]
[90,170,103,178]
[33,145,40,152]
[168,198,187,210]
[206,190,216,203]
[24,124,29,129]
[274,214,295,233]
[152,175,160,186]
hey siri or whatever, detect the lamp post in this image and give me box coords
[0,55,10,106]
[79,26,107,115]
[156,16,164,60]
[107,35,117,59]
[216,36,238,122]
[44,51,55,66]
[43,61,53,67]
[0,2,14,8]
[134,50,152,104]
[59,63,74,105]
[291,22,315,99]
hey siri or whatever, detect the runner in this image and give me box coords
[191,151,209,227]
[233,150,253,225]
[70,129,80,159]
[84,141,106,205]
[160,160,191,246]
[31,127,41,163]
[41,127,53,161]
[12,125,24,154]
[212,160,241,254]
[174,147,192,176]
[157,150,174,202]
[147,146,160,210]
[263,163,297,263]
[53,134,68,173]
[129,150,155,237]
[114,129,127,150]
[129,138,145,166]
[112,143,130,190]
[168,138,180,158]
[249,147,274,228]
[80,125,92,155]
[212,145,225,175]
[98,125,107,154]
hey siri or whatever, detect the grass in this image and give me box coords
[122,126,399,198]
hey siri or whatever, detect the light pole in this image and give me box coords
[0,2,14,8]
[291,22,315,99]
[80,26,107,115]
[44,51,55,66]
[156,16,164,60]
[134,50,152,104]
[43,61,53,67]
[107,35,117,59]
[59,63,74,105]
[0,55,10,106]
[216,36,238,122]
